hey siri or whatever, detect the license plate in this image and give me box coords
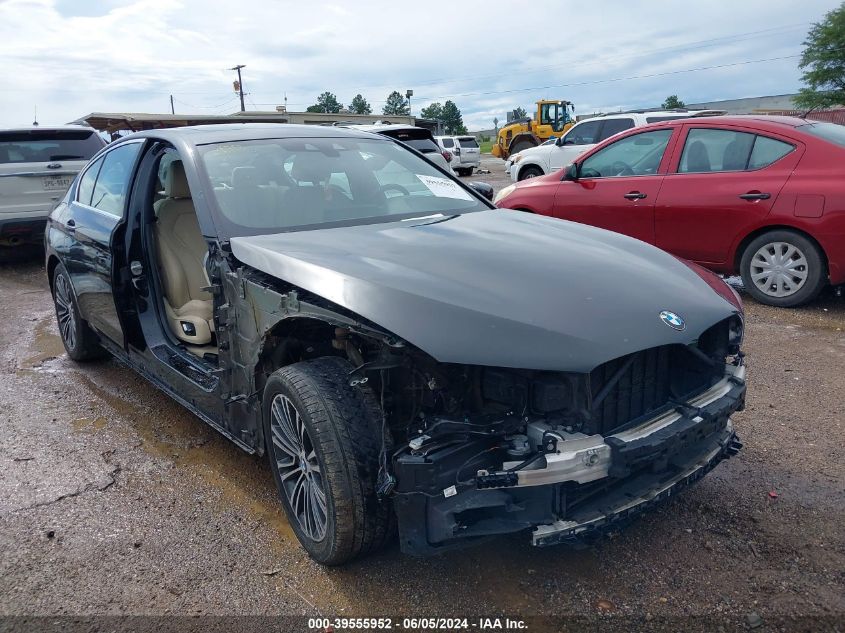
[42,176,72,191]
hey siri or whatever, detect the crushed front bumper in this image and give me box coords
[393,363,746,555]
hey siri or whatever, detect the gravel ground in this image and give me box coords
[0,177,843,631]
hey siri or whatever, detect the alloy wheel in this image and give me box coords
[269,394,328,542]
[749,241,809,298]
[54,273,77,351]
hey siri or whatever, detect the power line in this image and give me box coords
[412,53,805,102]
[402,23,810,90]
[248,24,809,108]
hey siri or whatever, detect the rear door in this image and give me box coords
[654,124,802,265]
[552,127,678,244]
[0,129,105,221]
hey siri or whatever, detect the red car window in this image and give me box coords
[674,127,797,174]
[579,129,673,178]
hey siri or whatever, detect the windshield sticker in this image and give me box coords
[416,175,474,201]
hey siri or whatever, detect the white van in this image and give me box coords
[436,136,481,176]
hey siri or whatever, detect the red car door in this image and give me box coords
[551,127,678,244]
[654,124,803,267]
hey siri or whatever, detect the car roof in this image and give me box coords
[0,124,98,133]
[119,123,382,146]
[644,114,810,130]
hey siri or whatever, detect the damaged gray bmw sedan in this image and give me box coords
[45,124,746,564]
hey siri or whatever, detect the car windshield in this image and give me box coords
[199,136,488,237]
[799,121,845,148]
[0,129,103,164]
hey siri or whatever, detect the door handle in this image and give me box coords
[739,192,771,200]
[624,192,647,200]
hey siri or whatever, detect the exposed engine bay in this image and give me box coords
[238,267,747,555]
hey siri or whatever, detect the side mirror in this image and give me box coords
[562,163,578,181]
[556,136,565,146]
[467,181,494,201]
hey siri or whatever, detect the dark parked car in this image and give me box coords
[46,124,746,564]
[494,116,845,307]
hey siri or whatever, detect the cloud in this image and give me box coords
[0,0,838,129]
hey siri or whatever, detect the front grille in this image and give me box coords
[588,342,721,435]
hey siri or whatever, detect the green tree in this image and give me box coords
[794,3,845,110]
[306,91,343,113]
[441,100,467,135]
[382,90,410,115]
[512,106,528,120]
[349,94,372,114]
[419,102,444,120]
[661,95,686,109]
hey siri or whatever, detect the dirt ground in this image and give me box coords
[1,160,843,631]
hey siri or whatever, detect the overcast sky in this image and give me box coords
[0,0,840,130]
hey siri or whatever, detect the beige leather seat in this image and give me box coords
[153,160,215,347]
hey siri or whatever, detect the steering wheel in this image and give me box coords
[380,183,410,198]
[610,161,634,177]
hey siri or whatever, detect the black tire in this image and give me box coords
[509,140,535,155]
[262,356,393,565]
[51,263,105,361]
[739,230,826,307]
[464,167,474,176]
[518,165,544,181]
[456,168,470,177]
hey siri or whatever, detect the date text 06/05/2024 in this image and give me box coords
[308,617,528,630]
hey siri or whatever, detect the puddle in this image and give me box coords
[22,317,65,368]
[71,416,109,433]
[74,371,296,542]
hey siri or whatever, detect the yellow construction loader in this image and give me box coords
[492,100,575,160]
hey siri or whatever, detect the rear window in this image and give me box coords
[440,138,454,148]
[404,138,440,153]
[799,122,845,148]
[0,129,103,164]
[379,129,440,153]
[458,137,479,148]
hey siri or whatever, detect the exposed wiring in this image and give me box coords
[376,370,395,496]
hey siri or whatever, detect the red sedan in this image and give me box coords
[494,115,845,307]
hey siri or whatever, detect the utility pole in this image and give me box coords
[230,64,246,112]
[406,89,413,117]
[170,94,175,114]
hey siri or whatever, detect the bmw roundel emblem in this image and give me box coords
[659,310,685,331]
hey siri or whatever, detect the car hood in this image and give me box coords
[230,210,740,372]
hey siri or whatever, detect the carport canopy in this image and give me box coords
[74,112,291,135]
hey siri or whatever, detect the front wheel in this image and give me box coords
[518,165,543,180]
[739,230,826,307]
[263,356,393,565]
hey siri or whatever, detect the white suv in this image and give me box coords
[0,125,105,249]
[509,110,723,181]
[435,136,481,176]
